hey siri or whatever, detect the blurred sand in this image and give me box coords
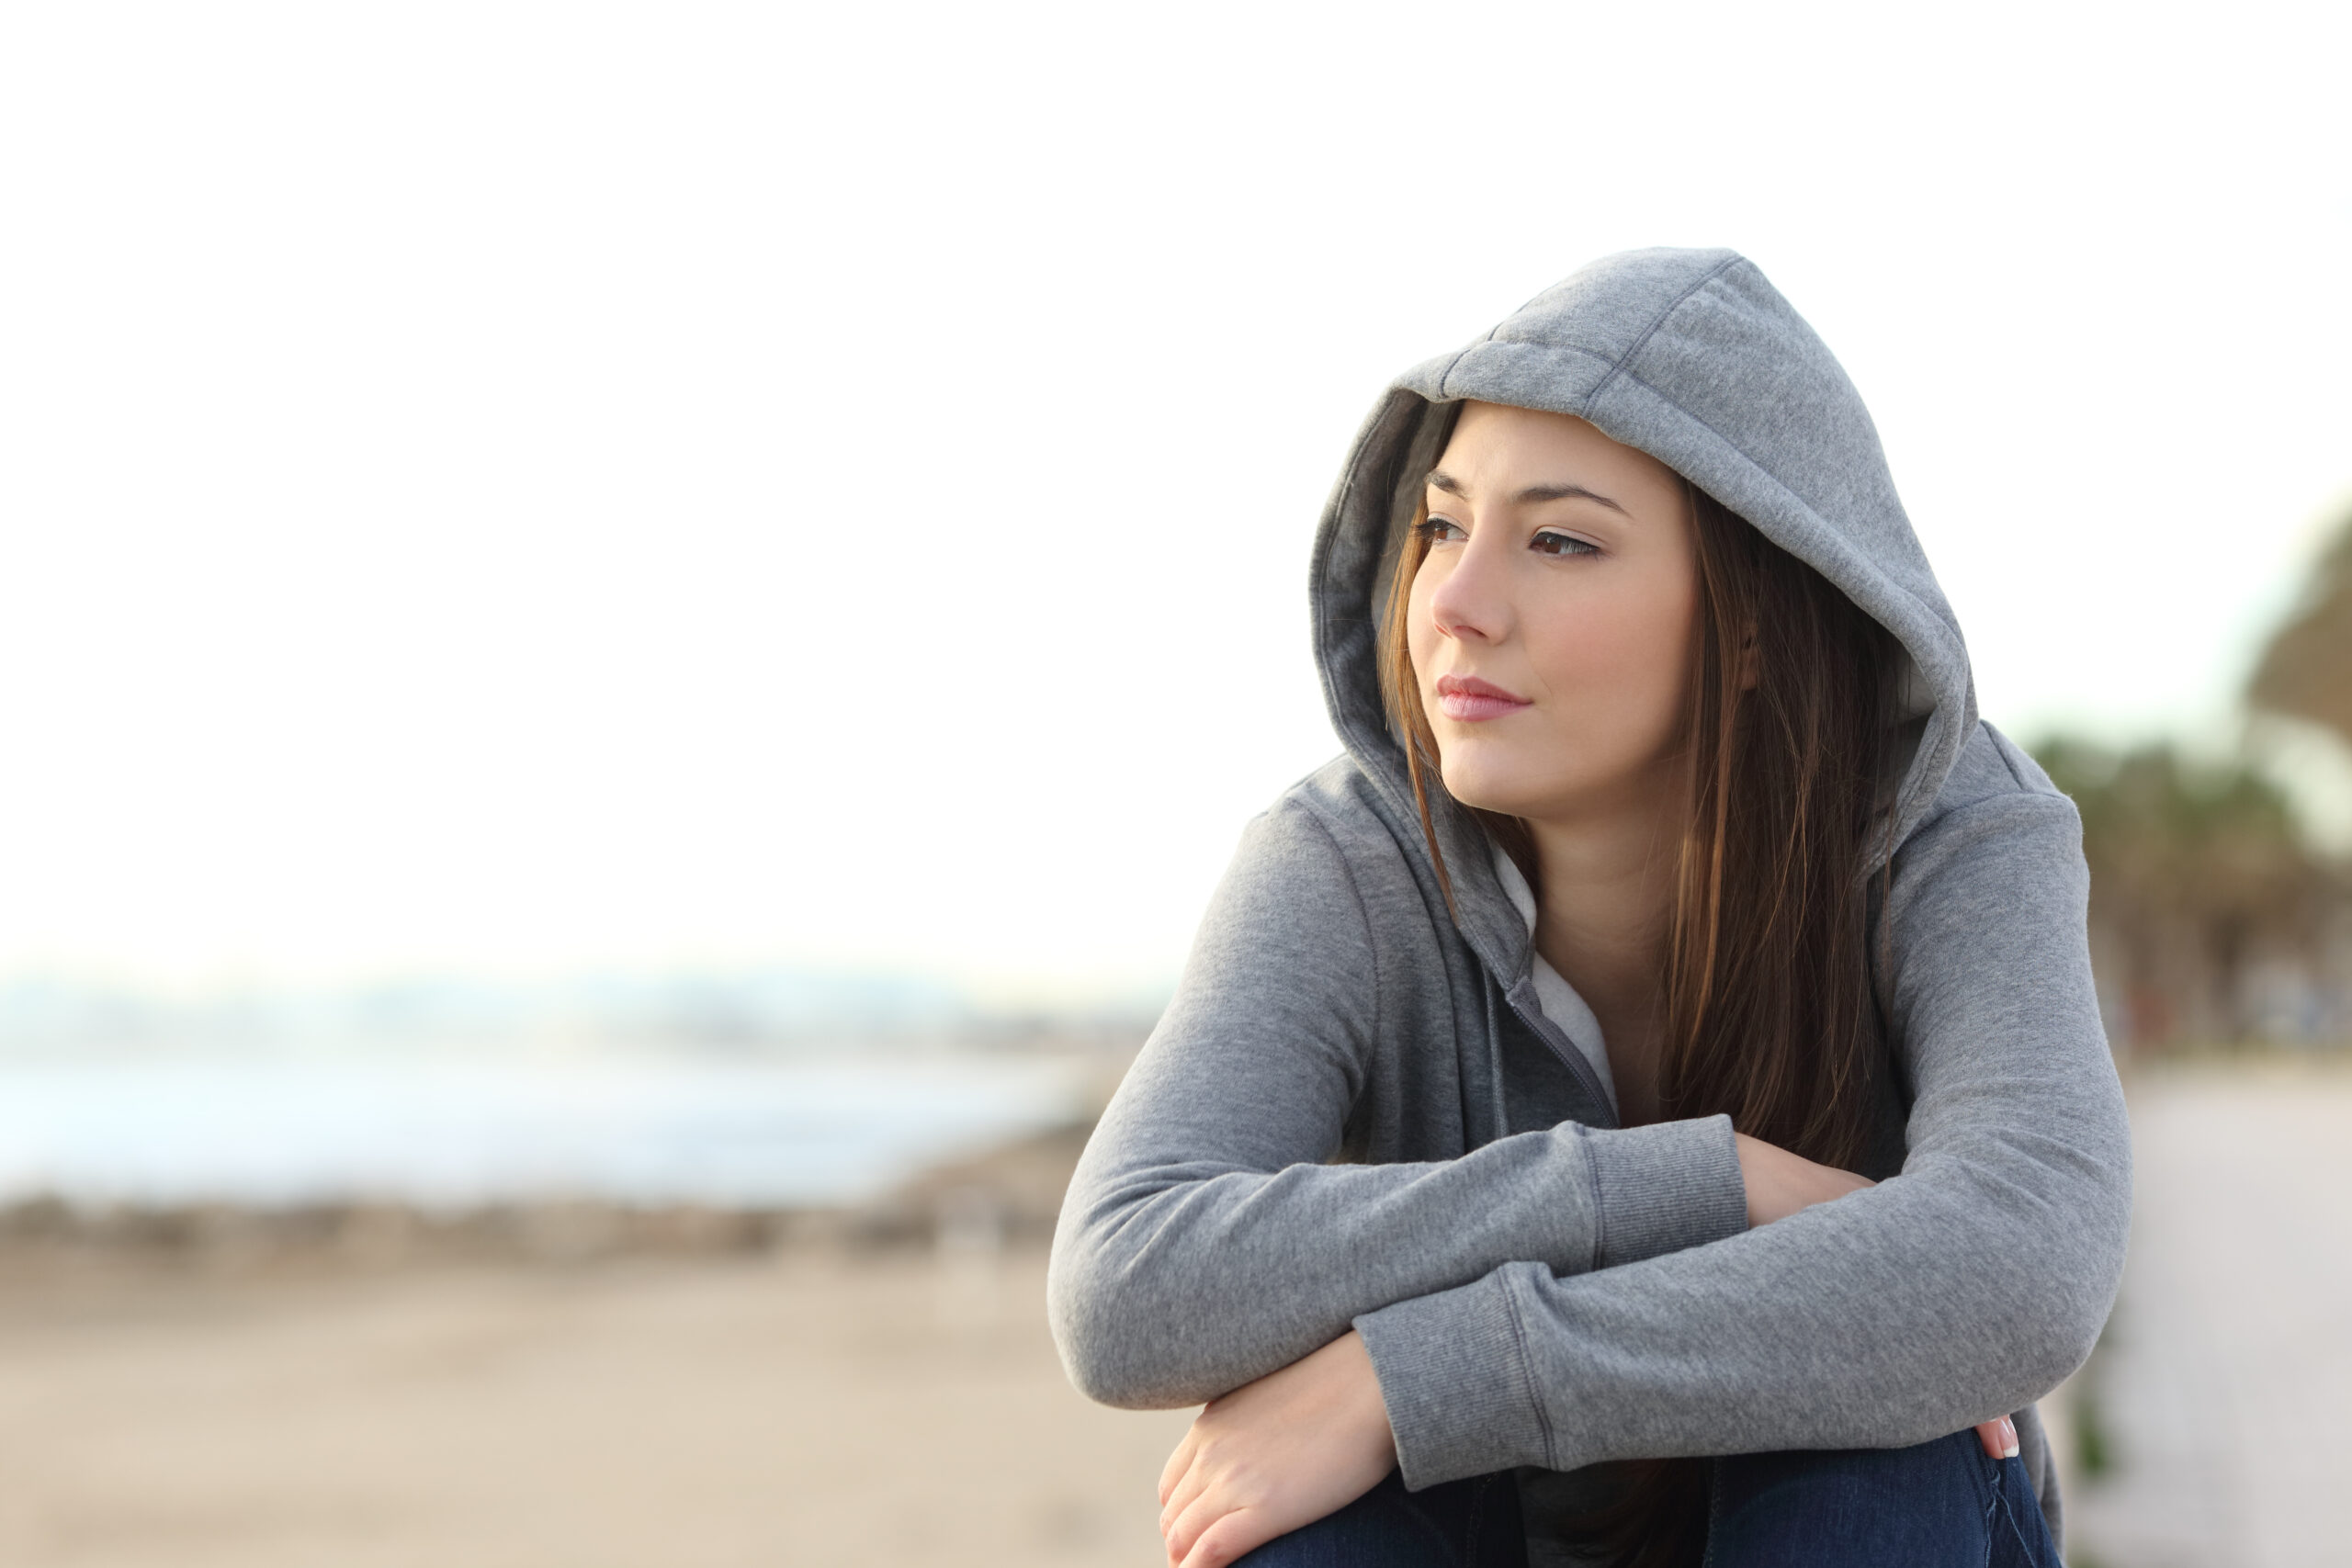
[2058,1060,2352,1568]
[5,1063,2346,1567]
[0,1246,1192,1567]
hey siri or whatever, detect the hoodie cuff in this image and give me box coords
[1355,1268,1552,1489]
[1583,1113,1747,1269]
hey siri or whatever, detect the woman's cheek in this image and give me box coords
[1527,618,1679,772]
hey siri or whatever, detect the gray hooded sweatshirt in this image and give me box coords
[1046,248,2131,1551]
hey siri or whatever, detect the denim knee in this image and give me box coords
[1236,1471,1526,1568]
[1705,1430,2060,1568]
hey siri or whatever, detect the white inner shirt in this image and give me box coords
[1491,844,1621,1117]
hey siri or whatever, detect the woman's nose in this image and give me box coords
[1426,544,1511,644]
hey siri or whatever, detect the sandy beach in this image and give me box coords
[0,1245,1191,1567]
[3,1061,2346,1567]
[2058,1061,2352,1568]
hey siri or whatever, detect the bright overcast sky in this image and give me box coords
[2,3,2347,1001]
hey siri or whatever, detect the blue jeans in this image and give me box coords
[1234,1431,2062,1567]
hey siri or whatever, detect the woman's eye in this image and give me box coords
[1417,517,1467,545]
[1532,532,1598,558]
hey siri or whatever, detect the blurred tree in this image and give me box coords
[2020,504,2352,1053]
[2250,502,2352,741]
[2030,739,2341,1052]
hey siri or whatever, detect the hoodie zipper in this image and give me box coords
[1501,972,1620,1131]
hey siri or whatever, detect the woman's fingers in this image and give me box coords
[1973,1416,2019,1459]
[1159,1333,1396,1564]
[1159,1423,1201,1506]
[1163,1484,1236,1566]
[1159,1449,1211,1540]
[1178,1507,1275,1568]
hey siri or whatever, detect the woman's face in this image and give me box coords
[1407,400,1701,828]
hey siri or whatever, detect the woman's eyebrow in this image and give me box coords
[1426,469,1631,516]
[1515,481,1630,514]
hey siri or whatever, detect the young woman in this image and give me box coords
[1047,248,2131,1567]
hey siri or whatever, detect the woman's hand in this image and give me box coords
[1733,1134,2019,1464]
[1158,1330,1396,1568]
[1732,1132,1875,1226]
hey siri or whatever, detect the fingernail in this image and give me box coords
[2001,1417,2019,1460]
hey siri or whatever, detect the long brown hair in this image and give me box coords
[1376,468,1901,1566]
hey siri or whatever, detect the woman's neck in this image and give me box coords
[1526,795,1681,1125]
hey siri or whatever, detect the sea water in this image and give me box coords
[0,1054,1089,1209]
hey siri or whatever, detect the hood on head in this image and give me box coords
[1309,247,1975,900]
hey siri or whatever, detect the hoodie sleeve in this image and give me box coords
[1046,799,1749,1410]
[1353,777,2132,1486]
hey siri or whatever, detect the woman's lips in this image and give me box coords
[1434,674,1532,723]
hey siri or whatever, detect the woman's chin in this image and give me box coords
[1436,761,1544,821]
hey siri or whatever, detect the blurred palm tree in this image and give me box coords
[2031,739,2336,1050]
[2251,506,2352,740]
[2031,500,2352,1053]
